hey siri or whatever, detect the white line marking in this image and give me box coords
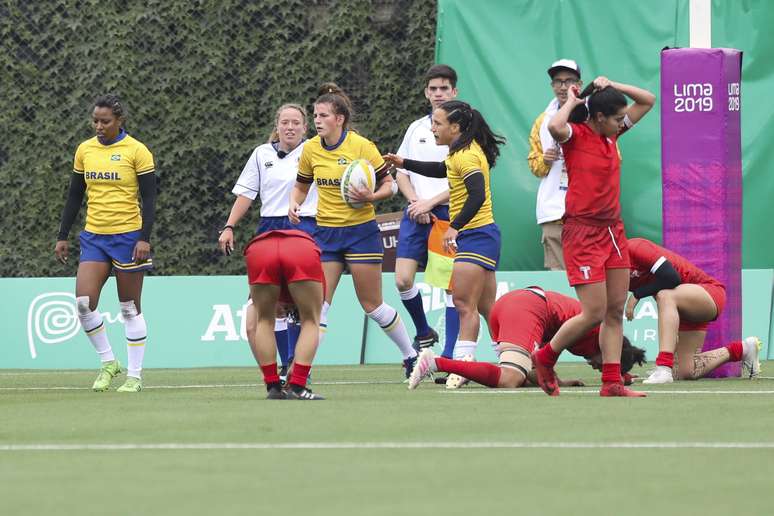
[439,389,774,395]
[1,442,773,452]
[0,366,404,376]
[0,380,402,392]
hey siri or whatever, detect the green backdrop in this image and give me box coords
[3,270,770,370]
[436,0,774,269]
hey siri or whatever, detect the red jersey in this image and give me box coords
[561,122,628,225]
[628,238,723,291]
[543,291,599,359]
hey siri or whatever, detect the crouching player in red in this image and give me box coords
[244,229,325,400]
[408,287,646,390]
[625,237,761,384]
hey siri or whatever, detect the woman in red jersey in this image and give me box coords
[532,77,655,397]
[243,229,325,400]
[625,237,760,383]
[408,287,645,390]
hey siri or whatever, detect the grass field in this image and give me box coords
[2,362,773,516]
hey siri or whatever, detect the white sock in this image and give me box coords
[121,301,147,379]
[76,298,114,363]
[453,340,477,360]
[274,317,288,331]
[367,303,416,359]
[319,301,330,346]
[445,292,454,307]
[398,284,420,300]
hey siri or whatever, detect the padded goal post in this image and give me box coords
[660,48,743,377]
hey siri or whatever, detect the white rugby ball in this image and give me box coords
[341,159,376,209]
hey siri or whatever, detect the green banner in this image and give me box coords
[436,0,773,269]
[2,271,770,370]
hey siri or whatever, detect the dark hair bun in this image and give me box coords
[318,82,345,97]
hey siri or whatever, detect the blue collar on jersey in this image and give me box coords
[321,129,348,151]
[98,128,127,146]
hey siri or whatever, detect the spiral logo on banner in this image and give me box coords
[26,292,80,359]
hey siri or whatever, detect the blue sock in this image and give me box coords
[442,306,459,358]
[399,286,431,337]
[287,322,300,363]
[275,323,289,367]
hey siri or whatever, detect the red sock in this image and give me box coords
[260,363,280,385]
[535,344,560,367]
[726,341,743,362]
[601,363,621,384]
[655,351,674,368]
[289,362,312,388]
[435,357,502,387]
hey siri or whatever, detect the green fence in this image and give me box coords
[0,0,436,277]
[436,0,774,269]
[3,270,770,370]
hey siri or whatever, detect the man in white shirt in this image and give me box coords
[526,59,583,270]
[394,64,459,358]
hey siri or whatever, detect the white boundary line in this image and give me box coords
[2,382,772,394]
[2,441,774,452]
[440,389,774,395]
[0,380,403,392]
[0,366,405,376]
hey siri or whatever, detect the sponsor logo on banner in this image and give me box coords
[673,82,713,112]
[26,292,122,359]
[201,303,251,342]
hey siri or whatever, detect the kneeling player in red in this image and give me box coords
[625,237,761,384]
[244,229,325,400]
[407,287,646,390]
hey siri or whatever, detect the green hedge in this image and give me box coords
[0,0,437,277]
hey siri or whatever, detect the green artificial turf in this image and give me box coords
[1,363,773,516]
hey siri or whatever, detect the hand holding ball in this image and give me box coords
[341,159,376,209]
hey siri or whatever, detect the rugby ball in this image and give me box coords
[341,159,376,209]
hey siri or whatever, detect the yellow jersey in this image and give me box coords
[73,132,155,234]
[297,130,388,227]
[445,141,494,231]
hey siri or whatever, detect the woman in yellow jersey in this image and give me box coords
[289,83,418,377]
[385,100,506,386]
[55,95,156,393]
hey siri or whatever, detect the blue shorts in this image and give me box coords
[79,230,152,272]
[454,223,501,271]
[396,205,449,265]
[314,220,383,264]
[256,216,316,237]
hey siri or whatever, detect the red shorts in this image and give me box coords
[489,290,549,354]
[678,282,727,332]
[562,219,630,286]
[243,230,324,304]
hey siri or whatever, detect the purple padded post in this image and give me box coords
[660,48,742,377]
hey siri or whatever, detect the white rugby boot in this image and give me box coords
[445,354,473,390]
[408,348,438,390]
[642,365,674,384]
[742,336,762,379]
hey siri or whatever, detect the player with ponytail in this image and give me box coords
[290,83,419,378]
[532,76,655,397]
[385,100,505,388]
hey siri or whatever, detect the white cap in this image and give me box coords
[548,59,581,78]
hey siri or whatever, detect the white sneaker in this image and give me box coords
[742,336,762,379]
[445,354,473,390]
[408,349,438,390]
[642,365,674,384]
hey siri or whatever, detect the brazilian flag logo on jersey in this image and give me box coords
[337,158,349,165]
[110,154,121,161]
